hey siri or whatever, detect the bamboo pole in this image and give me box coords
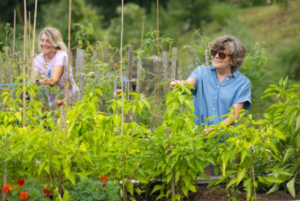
[65,0,72,134]
[28,11,31,65]
[23,0,27,127]
[120,0,124,137]
[120,1,126,200]
[13,10,16,55]
[156,0,160,125]
[31,0,38,83]
[136,17,145,94]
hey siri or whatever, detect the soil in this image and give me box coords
[129,185,300,201]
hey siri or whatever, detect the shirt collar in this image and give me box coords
[209,65,240,78]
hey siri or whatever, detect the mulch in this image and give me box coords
[130,185,300,201]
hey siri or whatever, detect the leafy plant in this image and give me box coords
[65,177,120,201]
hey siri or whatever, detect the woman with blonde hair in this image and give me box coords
[34,27,78,106]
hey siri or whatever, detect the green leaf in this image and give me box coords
[286,177,295,198]
[268,167,293,176]
[135,172,148,183]
[282,148,294,164]
[94,88,103,96]
[150,185,163,195]
[126,181,134,196]
[226,177,237,189]
[296,115,300,131]
[189,184,197,192]
[183,176,191,188]
[181,185,189,196]
[258,176,284,185]
[237,168,247,185]
[62,189,70,201]
[266,184,279,196]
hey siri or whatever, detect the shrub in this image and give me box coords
[65,177,121,201]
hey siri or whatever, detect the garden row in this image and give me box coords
[0,77,299,201]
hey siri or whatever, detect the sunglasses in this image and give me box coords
[210,49,230,59]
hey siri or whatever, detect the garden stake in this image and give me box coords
[251,145,257,201]
[28,11,31,66]
[23,0,27,127]
[136,50,141,94]
[136,16,144,95]
[171,47,177,81]
[30,0,38,103]
[16,52,21,76]
[156,0,160,126]
[31,0,38,83]
[205,49,209,66]
[76,48,85,101]
[1,139,9,201]
[120,0,127,199]
[166,127,176,198]
[65,0,72,134]
[125,45,133,122]
[5,50,12,84]
[13,9,16,55]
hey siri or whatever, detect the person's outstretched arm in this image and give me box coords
[170,77,196,90]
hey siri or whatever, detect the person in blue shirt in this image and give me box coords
[170,35,251,133]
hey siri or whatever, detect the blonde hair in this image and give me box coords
[38,27,67,52]
[209,35,246,72]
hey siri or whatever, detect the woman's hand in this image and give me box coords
[202,127,214,135]
[170,80,185,90]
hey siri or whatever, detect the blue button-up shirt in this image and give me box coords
[189,65,251,126]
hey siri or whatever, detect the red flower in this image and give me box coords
[102,183,106,187]
[43,189,51,196]
[2,184,13,194]
[99,176,108,182]
[17,178,25,186]
[19,191,29,200]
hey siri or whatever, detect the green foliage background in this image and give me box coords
[0,0,299,119]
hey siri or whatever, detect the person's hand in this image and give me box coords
[202,127,214,135]
[170,80,184,90]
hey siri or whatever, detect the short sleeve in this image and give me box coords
[234,80,251,110]
[54,52,68,67]
[34,54,44,72]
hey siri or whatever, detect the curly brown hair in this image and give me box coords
[209,35,246,72]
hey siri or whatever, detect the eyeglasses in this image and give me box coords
[210,49,230,59]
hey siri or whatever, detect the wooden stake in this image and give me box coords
[13,9,16,55]
[120,1,127,200]
[65,0,72,134]
[162,51,168,81]
[136,50,141,94]
[120,0,124,136]
[156,0,160,125]
[23,0,27,127]
[125,45,133,122]
[136,16,145,94]
[5,50,12,83]
[28,11,31,65]
[31,0,38,83]
[16,52,21,77]
[205,49,209,66]
[75,48,85,101]
[171,47,177,81]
